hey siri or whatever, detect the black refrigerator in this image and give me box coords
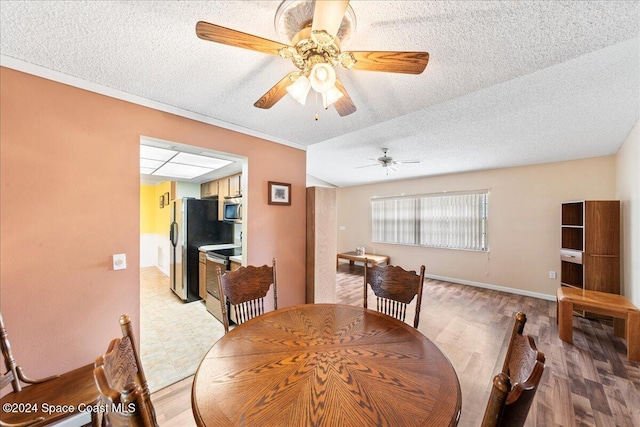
[169,197,233,302]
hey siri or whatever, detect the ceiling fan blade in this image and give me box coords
[394,160,422,164]
[355,163,382,169]
[312,0,350,38]
[333,78,357,116]
[196,21,289,56]
[254,73,297,109]
[347,51,430,74]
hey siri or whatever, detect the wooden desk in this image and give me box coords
[557,287,640,361]
[192,304,461,427]
[337,251,390,268]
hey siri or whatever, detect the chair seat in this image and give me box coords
[0,363,98,426]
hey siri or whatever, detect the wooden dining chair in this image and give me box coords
[93,314,158,427]
[1,312,99,427]
[216,258,277,333]
[481,312,546,427]
[363,262,426,328]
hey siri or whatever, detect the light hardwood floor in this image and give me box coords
[150,264,640,426]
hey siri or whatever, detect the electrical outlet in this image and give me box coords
[113,254,127,271]
[549,271,557,279]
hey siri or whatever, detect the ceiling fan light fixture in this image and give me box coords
[324,85,344,107]
[286,74,311,105]
[309,62,336,93]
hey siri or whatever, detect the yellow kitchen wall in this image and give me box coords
[140,182,171,270]
[140,182,172,235]
[336,156,617,300]
[0,66,306,378]
[140,184,155,234]
[154,181,171,236]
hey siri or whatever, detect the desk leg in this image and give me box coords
[626,312,640,361]
[558,300,573,343]
[613,318,625,338]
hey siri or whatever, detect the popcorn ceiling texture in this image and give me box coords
[1,1,638,187]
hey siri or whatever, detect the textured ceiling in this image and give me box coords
[1,1,638,187]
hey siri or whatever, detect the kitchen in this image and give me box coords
[147,165,245,316]
[139,140,249,390]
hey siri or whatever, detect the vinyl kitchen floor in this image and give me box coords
[140,267,225,392]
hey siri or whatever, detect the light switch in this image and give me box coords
[113,254,127,271]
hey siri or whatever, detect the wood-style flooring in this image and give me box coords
[150,264,640,426]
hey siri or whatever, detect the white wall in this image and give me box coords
[140,234,171,275]
[337,156,617,299]
[616,121,640,307]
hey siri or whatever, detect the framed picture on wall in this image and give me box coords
[159,195,165,208]
[268,181,291,206]
[164,192,170,205]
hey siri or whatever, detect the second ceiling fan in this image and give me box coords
[357,148,422,173]
[196,0,429,117]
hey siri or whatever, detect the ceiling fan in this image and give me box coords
[196,0,429,117]
[357,148,422,173]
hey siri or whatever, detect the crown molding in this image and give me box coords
[0,55,307,152]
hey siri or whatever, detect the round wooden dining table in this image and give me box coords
[192,304,461,427]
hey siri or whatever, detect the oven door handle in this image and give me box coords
[206,255,228,265]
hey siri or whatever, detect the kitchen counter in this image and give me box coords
[229,255,242,263]
[198,243,241,252]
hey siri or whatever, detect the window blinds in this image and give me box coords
[371,191,488,251]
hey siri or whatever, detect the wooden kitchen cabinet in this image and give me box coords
[228,173,242,197]
[217,178,228,218]
[200,181,218,198]
[198,252,207,300]
[230,260,241,271]
[200,173,242,219]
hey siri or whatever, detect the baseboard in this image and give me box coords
[425,274,556,302]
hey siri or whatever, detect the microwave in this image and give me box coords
[223,197,242,223]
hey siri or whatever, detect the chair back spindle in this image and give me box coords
[217,258,278,333]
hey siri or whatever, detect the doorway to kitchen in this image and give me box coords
[139,135,247,392]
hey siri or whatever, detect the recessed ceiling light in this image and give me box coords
[153,163,213,180]
[172,152,232,169]
[140,144,236,180]
[140,145,176,161]
[140,158,165,169]
[140,167,157,175]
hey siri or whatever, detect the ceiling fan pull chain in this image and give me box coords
[314,92,319,121]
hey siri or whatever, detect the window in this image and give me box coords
[372,190,488,251]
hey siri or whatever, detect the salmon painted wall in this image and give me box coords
[0,67,306,377]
